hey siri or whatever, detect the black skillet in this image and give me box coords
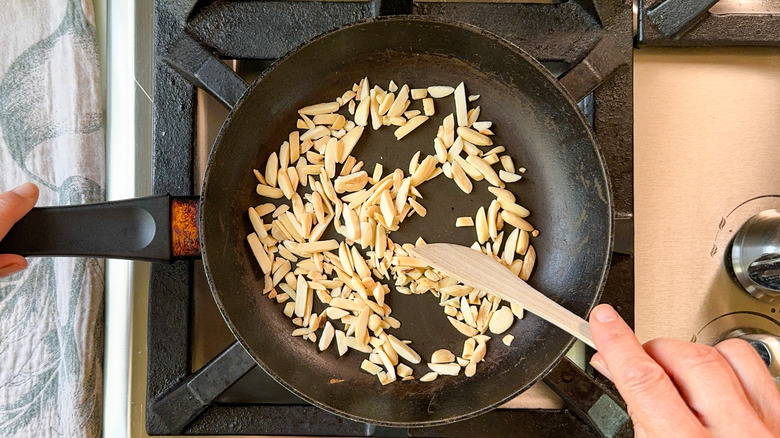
[0,18,613,427]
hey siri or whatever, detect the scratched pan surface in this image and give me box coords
[201,18,612,427]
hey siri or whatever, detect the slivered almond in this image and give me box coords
[299,102,340,115]
[467,106,481,127]
[519,245,535,281]
[499,170,522,183]
[339,126,364,161]
[404,110,421,119]
[334,171,368,194]
[395,178,411,213]
[255,203,275,217]
[248,207,268,238]
[454,82,468,127]
[378,93,394,116]
[379,190,397,228]
[354,98,370,127]
[453,155,483,181]
[361,359,383,375]
[319,321,335,351]
[502,334,515,346]
[497,198,530,218]
[394,115,428,140]
[487,200,499,240]
[387,85,409,117]
[247,233,272,274]
[265,152,279,187]
[428,86,454,98]
[503,228,519,264]
[410,155,435,186]
[511,302,524,319]
[448,161,472,195]
[387,335,421,364]
[388,80,398,92]
[431,349,455,364]
[442,114,455,147]
[448,316,479,337]
[299,240,339,253]
[466,155,502,187]
[501,210,534,232]
[488,186,515,203]
[335,330,348,356]
[475,207,488,244]
[410,88,427,100]
[457,126,492,146]
[516,229,529,255]
[256,184,284,199]
[409,198,426,217]
[428,362,460,376]
[420,371,438,382]
[422,98,435,116]
[455,216,474,227]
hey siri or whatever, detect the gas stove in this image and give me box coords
[103,0,780,436]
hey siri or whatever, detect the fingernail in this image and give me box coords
[11,183,38,199]
[0,263,26,277]
[592,304,617,322]
[589,359,613,381]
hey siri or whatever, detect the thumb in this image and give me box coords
[0,183,39,239]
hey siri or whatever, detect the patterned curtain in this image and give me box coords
[0,0,104,436]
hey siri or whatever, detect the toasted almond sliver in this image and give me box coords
[387,335,422,364]
[455,216,474,227]
[516,229,530,255]
[339,126,365,162]
[454,82,468,127]
[410,155,435,186]
[354,98,370,127]
[497,197,531,218]
[453,155,483,181]
[519,245,536,281]
[448,316,479,337]
[511,302,524,319]
[501,210,534,232]
[411,88,428,100]
[299,102,340,116]
[457,126,492,146]
[422,98,435,116]
[488,186,516,203]
[404,110,421,119]
[379,190,397,228]
[428,362,461,376]
[503,228,520,265]
[466,155,502,187]
[298,240,340,254]
[428,86,454,98]
[254,203,275,217]
[431,349,456,364]
[378,92,394,116]
[247,233,272,274]
[256,184,284,199]
[335,330,348,356]
[265,152,279,187]
[451,160,473,194]
[409,198,427,217]
[475,207,488,244]
[487,199,499,240]
[499,170,522,183]
[387,85,409,118]
[502,334,515,346]
[248,207,268,238]
[318,321,335,351]
[361,359,383,375]
[419,371,438,382]
[326,307,350,320]
[394,115,429,140]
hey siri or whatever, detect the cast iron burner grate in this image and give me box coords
[143,0,651,435]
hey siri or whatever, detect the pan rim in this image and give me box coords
[200,15,614,428]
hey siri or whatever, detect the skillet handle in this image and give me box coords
[0,194,200,262]
[544,357,632,438]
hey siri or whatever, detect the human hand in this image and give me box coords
[0,183,39,277]
[589,303,780,438]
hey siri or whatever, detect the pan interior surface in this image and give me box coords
[201,19,611,426]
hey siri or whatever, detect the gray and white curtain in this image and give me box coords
[0,0,104,436]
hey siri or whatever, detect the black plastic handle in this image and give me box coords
[0,194,174,262]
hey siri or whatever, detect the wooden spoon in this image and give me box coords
[413,243,595,349]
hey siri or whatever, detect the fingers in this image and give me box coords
[715,339,780,435]
[0,183,38,278]
[589,304,706,437]
[0,183,38,239]
[644,339,769,437]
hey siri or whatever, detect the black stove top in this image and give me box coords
[144,0,778,435]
